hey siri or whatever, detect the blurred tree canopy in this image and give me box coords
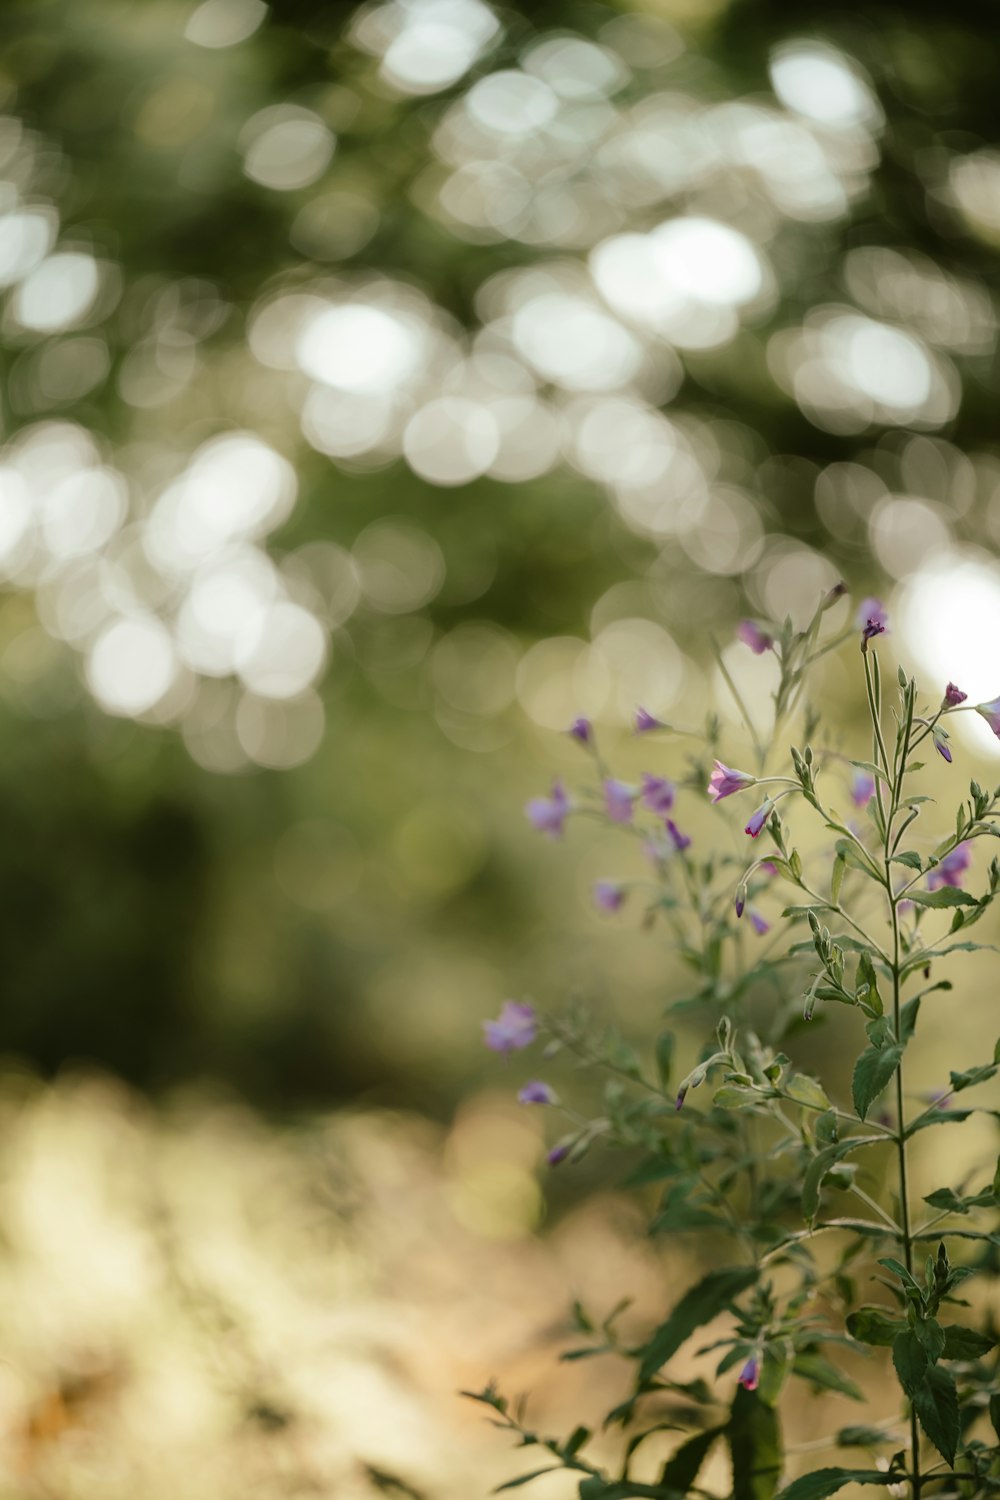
[0,0,998,1107]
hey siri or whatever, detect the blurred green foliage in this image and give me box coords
[0,0,997,1108]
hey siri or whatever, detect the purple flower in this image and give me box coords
[944,683,967,707]
[604,779,635,823]
[851,769,876,808]
[674,1089,687,1111]
[707,761,755,802]
[759,860,777,876]
[932,729,952,763]
[518,1080,557,1105]
[856,597,889,632]
[748,908,770,936]
[526,781,570,838]
[546,1141,571,1166]
[483,1001,537,1053]
[568,717,592,745]
[737,620,773,655]
[861,616,886,645]
[641,773,675,815]
[744,799,772,839]
[634,706,665,733]
[738,1355,760,1391]
[665,818,691,852]
[594,880,626,912]
[735,886,746,919]
[975,696,1000,738]
[927,843,971,891]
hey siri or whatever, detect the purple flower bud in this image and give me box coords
[707,761,756,802]
[738,1355,760,1391]
[861,617,886,645]
[525,781,570,838]
[546,1141,571,1166]
[568,717,592,745]
[674,1087,687,1112]
[748,908,770,936]
[594,880,626,912]
[944,683,967,707]
[822,581,848,609]
[851,769,875,808]
[932,729,952,763]
[734,888,746,919]
[856,597,888,632]
[518,1080,557,1105]
[665,819,691,852]
[483,1001,537,1053]
[975,697,1000,738]
[604,779,635,824]
[744,799,772,839]
[737,620,773,655]
[927,843,971,891]
[759,860,777,876]
[641,773,675,815]
[634,706,665,733]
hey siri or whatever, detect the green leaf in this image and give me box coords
[802,1138,879,1222]
[495,1468,563,1490]
[852,1043,903,1121]
[836,1427,894,1449]
[906,1108,973,1137]
[854,952,883,1016]
[893,1331,959,1464]
[729,1386,781,1500]
[774,1469,900,1500]
[990,1393,1000,1443]
[912,1365,960,1466]
[949,1063,997,1092]
[785,1075,830,1111]
[791,1352,863,1401]
[846,1307,905,1347]
[908,887,978,909]
[914,1318,945,1363]
[940,1325,998,1360]
[923,1187,966,1214]
[635,1266,758,1381]
[713,1085,761,1110]
[899,997,921,1042]
[890,851,922,870]
[658,1426,722,1493]
[831,854,845,906]
[655,1032,674,1088]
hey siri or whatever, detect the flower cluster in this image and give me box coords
[476,584,1000,1500]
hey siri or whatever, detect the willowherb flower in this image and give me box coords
[851,769,876,808]
[594,880,626,912]
[856,597,888,632]
[568,717,592,745]
[518,1080,557,1105]
[748,908,770,936]
[526,781,570,837]
[546,1141,571,1166]
[483,1001,537,1053]
[944,683,967,707]
[634,706,665,733]
[641,773,675,815]
[738,1355,760,1391]
[737,620,773,654]
[744,798,773,839]
[861,616,886,645]
[665,819,691,852]
[604,779,635,823]
[735,884,747,919]
[975,696,1000,738]
[707,761,755,801]
[927,843,971,891]
[932,728,952,763]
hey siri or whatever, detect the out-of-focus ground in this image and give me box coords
[1,1066,997,1499]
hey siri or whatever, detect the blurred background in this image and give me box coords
[0,0,999,1494]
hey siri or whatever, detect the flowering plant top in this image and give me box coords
[470,586,1000,1500]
